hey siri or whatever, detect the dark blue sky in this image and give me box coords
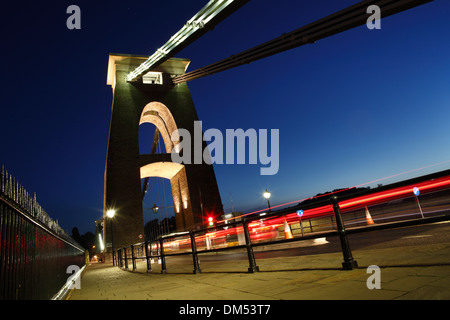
[1,0,449,234]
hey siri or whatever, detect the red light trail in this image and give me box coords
[219,160,450,224]
[163,174,450,251]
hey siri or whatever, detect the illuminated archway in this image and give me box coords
[139,101,179,153]
[140,162,193,231]
[139,101,194,232]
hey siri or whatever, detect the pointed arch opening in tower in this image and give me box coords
[139,101,193,238]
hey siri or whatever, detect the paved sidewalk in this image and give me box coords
[68,241,450,300]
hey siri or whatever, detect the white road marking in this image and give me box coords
[402,235,432,239]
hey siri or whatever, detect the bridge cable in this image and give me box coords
[172,0,433,84]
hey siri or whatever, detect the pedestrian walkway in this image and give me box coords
[68,241,450,300]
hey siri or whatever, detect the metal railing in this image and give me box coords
[117,169,450,274]
[0,166,86,300]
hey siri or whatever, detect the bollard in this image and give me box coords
[330,195,358,270]
[242,219,259,273]
[131,244,137,271]
[144,240,151,273]
[117,248,122,268]
[190,232,201,274]
[159,238,167,274]
[123,247,128,269]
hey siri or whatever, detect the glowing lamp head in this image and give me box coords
[106,209,115,218]
[263,189,271,199]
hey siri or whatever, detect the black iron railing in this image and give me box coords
[117,169,450,274]
[0,166,86,300]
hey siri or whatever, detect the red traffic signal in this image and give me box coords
[207,217,214,227]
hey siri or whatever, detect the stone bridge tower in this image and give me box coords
[103,54,223,258]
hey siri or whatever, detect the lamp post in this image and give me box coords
[106,209,116,266]
[263,189,271,212]
[413,187,424,218]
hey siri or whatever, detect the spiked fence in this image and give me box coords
[0,165,85,300]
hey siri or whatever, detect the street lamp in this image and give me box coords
[263,189,271,212]
[150,204,175,238]
[106,209,116,266]
[106,209,115,218]
[413,187,424,218]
